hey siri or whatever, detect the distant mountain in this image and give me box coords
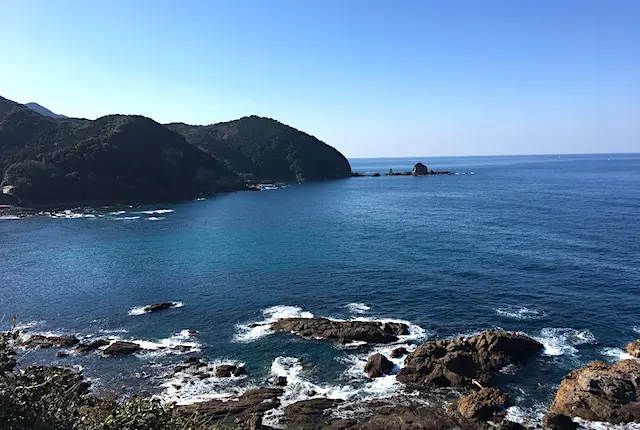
[167,116,352,182]
[0,96,352,207]
[25,102,67,119]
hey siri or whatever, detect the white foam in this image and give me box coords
[601,347,635,362]
[132,329,201,357]
[345,303,371,314]
[128,302,183,316]
[147,217,165,221]
[233,305,314,343]
[109,210,126,215]
[196,198,206,201]
[534,328,596,356]
[98,328,129,334]
[114,216,141,221]
[49,210,96,219]
[634,327,640,335]
[495,306,547,321]
[505,404,547,427]
[0,216,21,220]
[575,418,640,430]
[14,320,44,331]
[137,209,174,215]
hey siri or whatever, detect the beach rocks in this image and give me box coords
[549,359,640,424]
[284,398,344,429]
[270,318,409,344]
[542,413,579,430]
[143,302,177,313]
[390,347,408,358]
[215,364,246,378]
[103,341,141,356]
[396,330,542,388]
[626,339,640,358]
[22,334,79,348]
[75,339,110,353]
[457,388,507,421]
[364,353,395,378]
[177,387,283,425]
[412,162,429,176]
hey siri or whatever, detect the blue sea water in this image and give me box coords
[1,154,640,426]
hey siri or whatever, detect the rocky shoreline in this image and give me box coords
[9,314,640,429]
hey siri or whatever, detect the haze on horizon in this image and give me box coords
[1,0,638,158]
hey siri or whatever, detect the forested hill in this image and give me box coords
[0,96,352,207]
[166,116,352,182]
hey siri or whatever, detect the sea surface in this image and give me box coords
[2,154,640,428]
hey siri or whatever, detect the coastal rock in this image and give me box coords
[275,376,288,386]
[215,364,245,378]
[103,341,141,356]
[549,359,640,424]
[364,353,395,378]
[390,347,409,358]
[626,340,640,358]
[22,334,79,348]
[75,339,110,353]
[542,413,579,430]
[270,318,409,344]
[143,302,177,313]
[498,421,527,430]
[177,387,283,425]
[396,330,542,388]
[284,398,344,429]
[457,388,507,420]
[412,162,429,176]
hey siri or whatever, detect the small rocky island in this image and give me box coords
[352,162,451,177]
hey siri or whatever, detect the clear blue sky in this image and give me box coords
[1,0,638,157]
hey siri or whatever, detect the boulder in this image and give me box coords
[549,359,640,424]
[75,339,110,353]
[498,421,527,430]
[626,340,640,358]
[542,413,579,430]
[22,334,79,348]
[390,347,408,358]
[284,398,344,429]
[396,330,542,388]
[364,353,395,378]
[215,364,245,378]
[103,341,141,356]
[143,302,176,313]
[270,318,409,344]
[275,376,288,386]
[412,162,429,176]
[457,388,507,421]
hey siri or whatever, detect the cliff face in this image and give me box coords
[167,116,352,182]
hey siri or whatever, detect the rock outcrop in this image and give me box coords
[103,341,141,356]
[215,364,246,378]
[390,347,409,358]
[549,359,640,424]
[457,388,507,421]
[364,353,395,378]
[143,302,177,313]
[542,413,579,430]
[283,398,344,429]
[626,340,640,358]
[75,339,110,353]
[396,330,542,388]
[412,162,429,176]
[22,334,79,348]
[270,318,409,344]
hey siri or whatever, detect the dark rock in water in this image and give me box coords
[22,334,79,348]
[215,364,245,378]
[75,339,110,353]
[498,421,527,430]
[284,398,344,429]
[626,339,640,358]
[364,353,395,378]
[143,302,176,313]
[543,413,579,430]
[275,376,288,386]
[396,330,542,388]
[103,341,141,356]
[457,388,507,421]
[172,345,192,353]
[177,387,283,426]
[549,359,640,424]
[271,317,409,344]
[184,356,206,367]
[390,347,408,358]
[372,172,381,177]
[412,162,429,176]
[56,350,70,357]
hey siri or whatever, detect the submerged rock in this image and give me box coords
[103,341,141,356]
[215,364,245,378]
[270,317,409,344]
[390,347,408,358]
[626,339,640,358]
[364,353,395,378]
[549,359,640,424]
[22,334,79,348]
[143,302,177,313]
[396,330,542,388]
[412,162,429,176]
[457,388,507,421]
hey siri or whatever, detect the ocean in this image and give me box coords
[1,154,639,427]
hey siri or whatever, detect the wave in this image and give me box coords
[233,305,314,343]
[634,327,640,335]
[14,320,44,331]
[601,347,635,362]
[113,216,141,221]
[0,215,21,220]
[495,306,547,321]
[345,303,370,314]
[136,209,174,215]
[196,198,206,201]
[131,329,201,357]
[98,328,129,334]
[534,328,596,357]
[47,211,97,219]
[146,217,165,221]
[505,404,548,428]
[575,418,640,430]
[109,210,126,215]
[128,301,184,316]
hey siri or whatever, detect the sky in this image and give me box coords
[0,0,638,157]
